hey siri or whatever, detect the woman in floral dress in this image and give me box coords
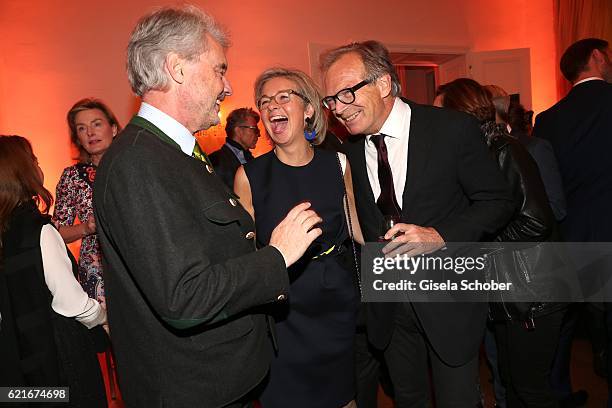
[53,98,121,300]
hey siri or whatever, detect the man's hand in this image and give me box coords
[382,223,445,257]
[270,202,323,267]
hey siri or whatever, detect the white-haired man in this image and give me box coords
[94,7,321,407]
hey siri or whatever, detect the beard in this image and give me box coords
[183,94,220,132]
[178,72,227,132]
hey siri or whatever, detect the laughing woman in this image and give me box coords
[234,68,363,408]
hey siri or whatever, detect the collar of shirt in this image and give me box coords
[366,97,411,143]
[573,77,605,87]
[225,141,247,164]
[137,102,195,156]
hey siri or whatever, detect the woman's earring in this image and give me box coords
[304,117,316,141]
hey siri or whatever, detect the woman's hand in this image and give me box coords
[58,216,97,243]
[98,296,109,333]
[83,215,96,235]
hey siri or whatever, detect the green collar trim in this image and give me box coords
[129,116,181,151]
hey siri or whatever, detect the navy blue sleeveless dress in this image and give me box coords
[244,148,358,407]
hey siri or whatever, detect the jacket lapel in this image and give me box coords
[352,136,377,206]
[347,136,383,240]
[401,102,434,218]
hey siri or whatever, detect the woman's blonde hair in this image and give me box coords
[254,67,327,145]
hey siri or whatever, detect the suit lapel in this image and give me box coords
[401,102,434,218]
[346,136,383,239]
[352,136,377,206]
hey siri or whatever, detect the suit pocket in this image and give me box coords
[189,316,254,351]
[202,200,243,225]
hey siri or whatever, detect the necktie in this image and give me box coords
[370,134,401,217]
[192,142,212,166]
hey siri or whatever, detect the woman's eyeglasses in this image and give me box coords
[257,89,308,110]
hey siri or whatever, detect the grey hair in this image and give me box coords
[254,67,328,145]
[320,40,401,97]
[127,5,230,96]
[484,84,510,123]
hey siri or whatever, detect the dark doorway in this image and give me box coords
[390,52,462,105]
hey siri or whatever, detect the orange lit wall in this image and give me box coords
[463,0,557,118]
[1,0,558,203]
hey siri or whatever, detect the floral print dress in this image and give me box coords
[52,163,104,300]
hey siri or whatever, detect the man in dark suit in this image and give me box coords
[93,6,322,407]
[533,38,611,242]
[209,108,260,190]
[532,37,612,407]
[320,41,514,407]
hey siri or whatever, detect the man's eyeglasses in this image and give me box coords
[257,89,308,110]
[237,125,260,134]
[321,79,372,111]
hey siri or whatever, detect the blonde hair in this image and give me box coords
[254,68,327,145]
[67,98,121,163]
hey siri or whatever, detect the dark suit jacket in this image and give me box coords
[533,80,612,241]
[344,101,514,365]
[209,144,242,191]
[94,119,288,407]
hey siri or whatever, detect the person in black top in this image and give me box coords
[0,135,108,407]
[435,78,562,408]
[532,37,612,408]
[235,67,363,408]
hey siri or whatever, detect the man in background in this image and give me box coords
[533,37,612,408]
[209,107,260,190]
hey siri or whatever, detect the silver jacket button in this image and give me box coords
[245,231,255,240]
[206,164,214,174]
[229,198,237,206]
[277,294,286,301]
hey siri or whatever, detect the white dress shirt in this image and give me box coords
[40,225,106,329]
[573,76,605,87]
[365,97,411,209]
[138,102,196,156]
